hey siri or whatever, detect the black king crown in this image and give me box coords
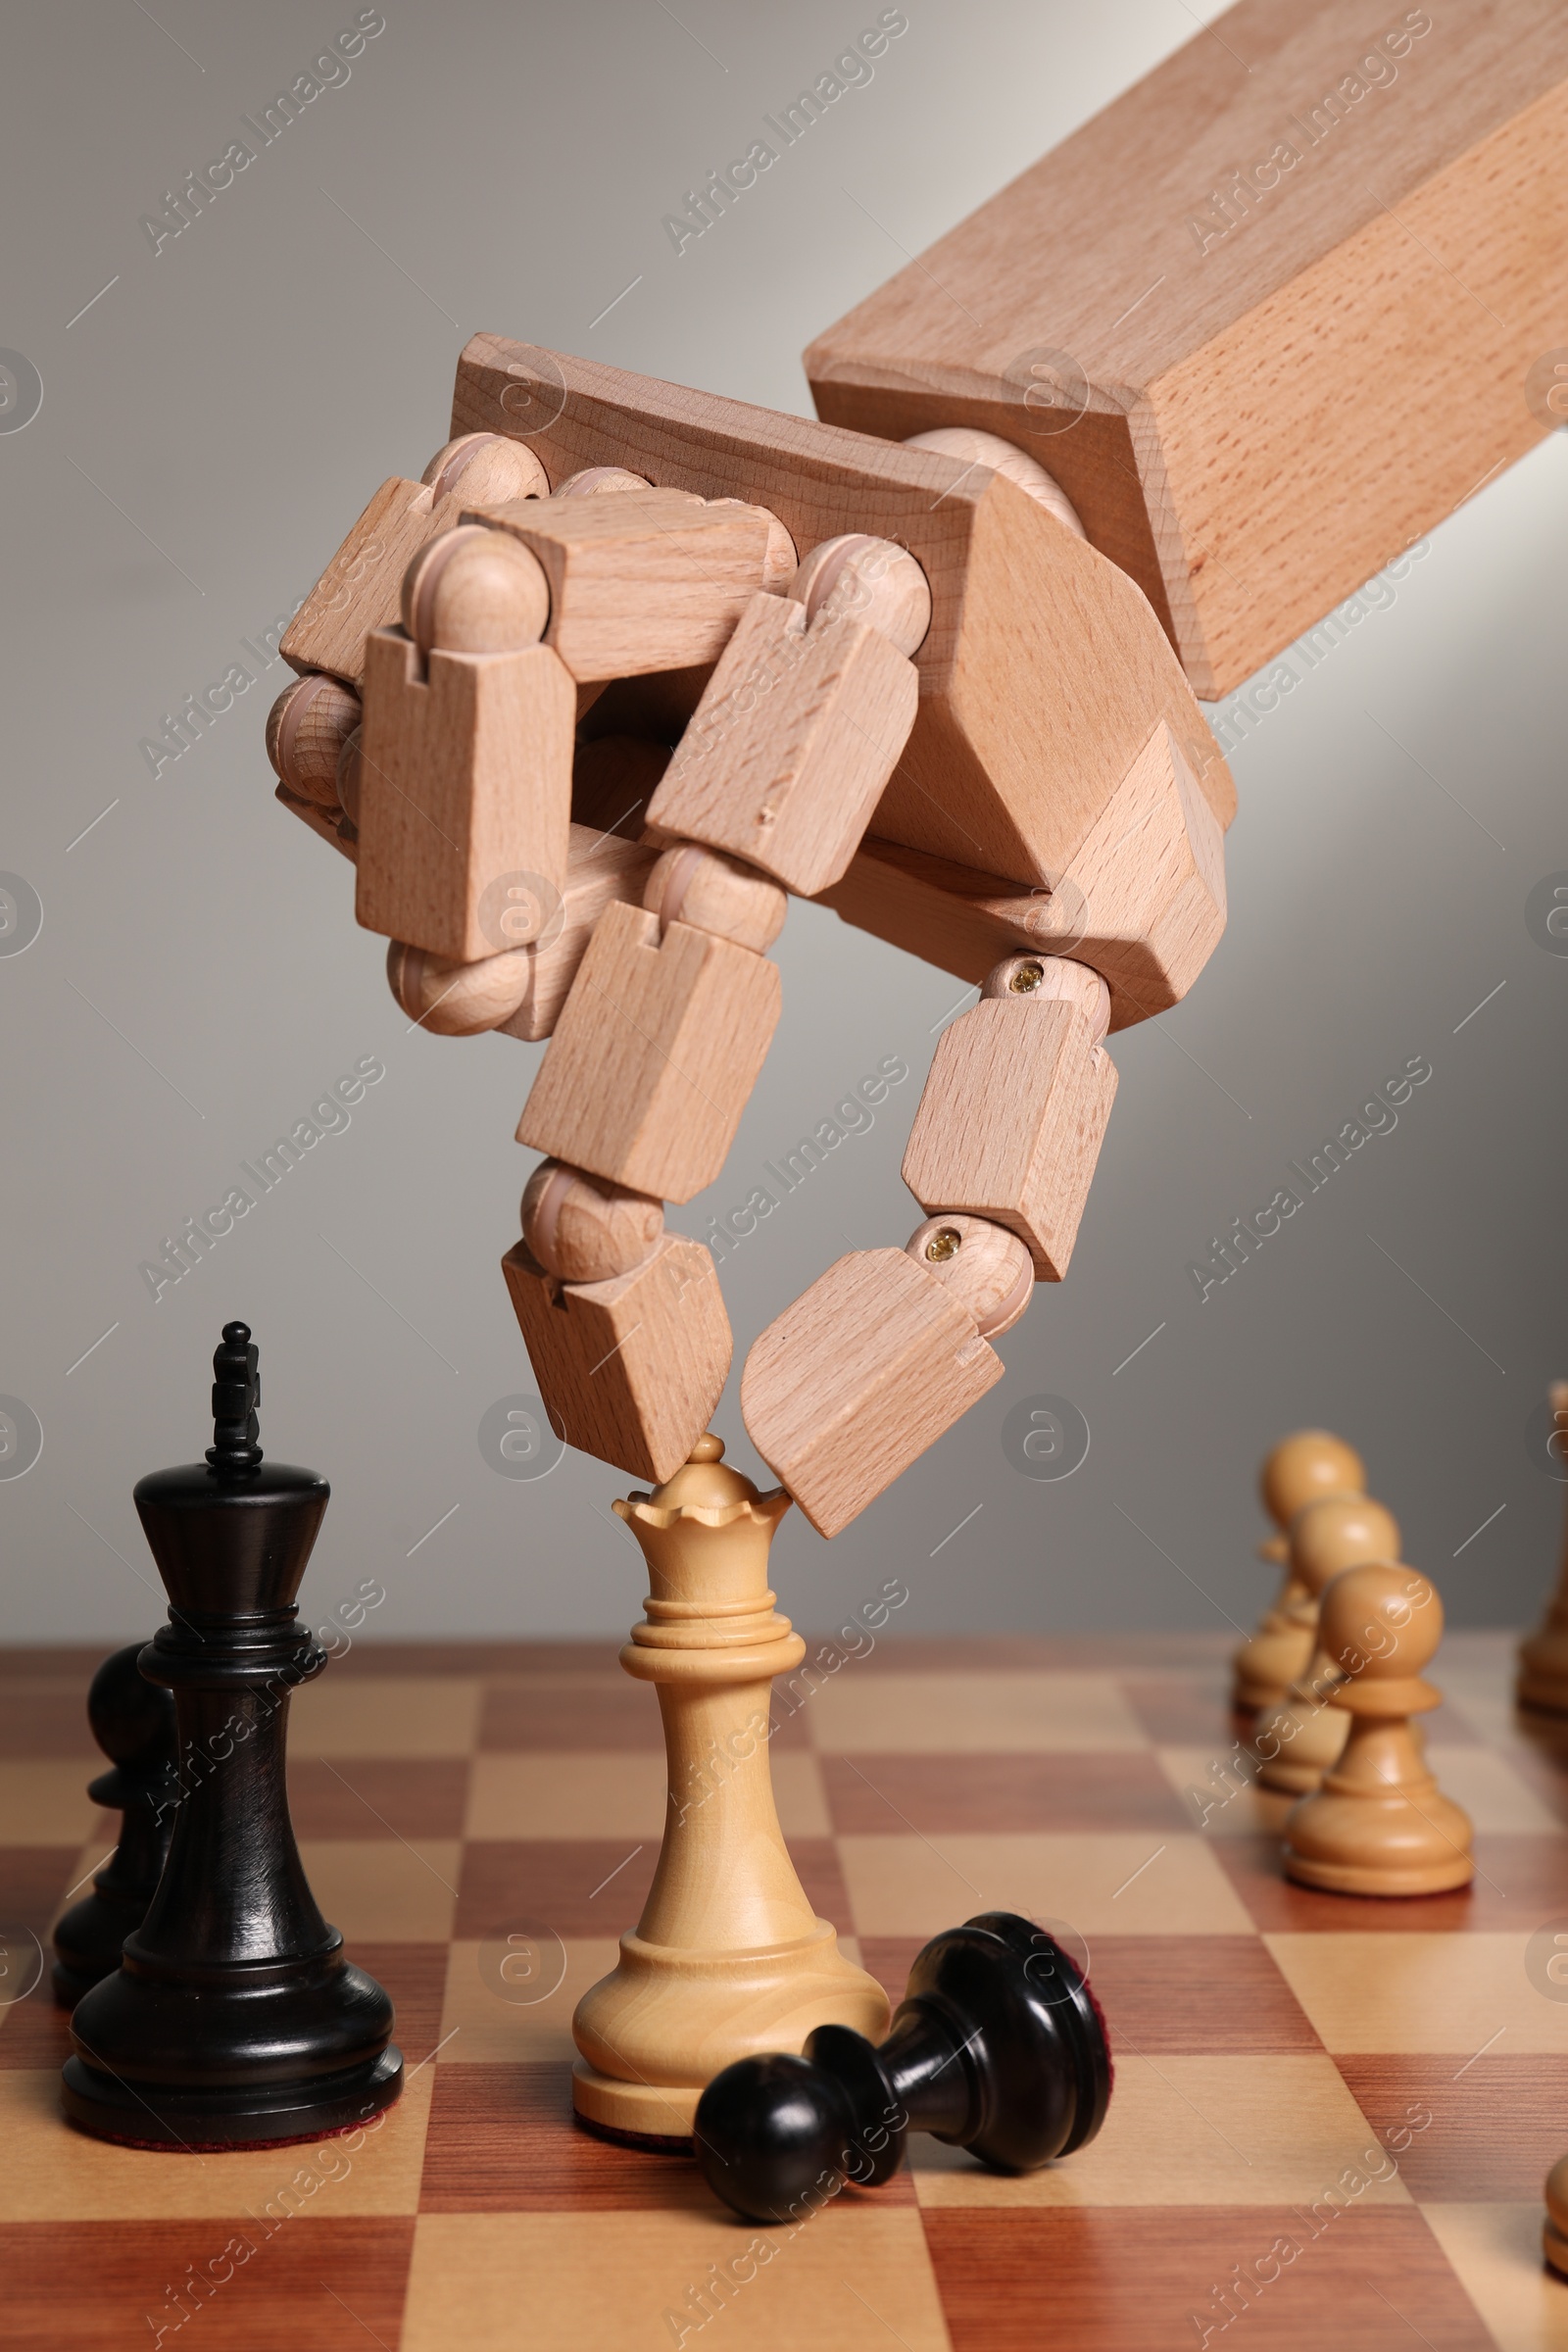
[207,1318,263,1474]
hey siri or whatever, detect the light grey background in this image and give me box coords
[3,0,1564,1649]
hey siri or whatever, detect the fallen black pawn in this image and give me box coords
[51,1642,177,2007]
[694,1911,1111,2224]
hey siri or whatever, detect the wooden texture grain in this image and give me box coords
[281,475,452,687]
[741,1247,1003,1538]
[478,489,772,679]
[449,338,1232,884]
[817,720,1225,1030]
[496,825,660,1044]
[500,1235,731,1483]
[648,592,919,894]
[514,900,781,1202]
[807,0,1568,695]
[355,629,573,964]
[902,998,1119,1279]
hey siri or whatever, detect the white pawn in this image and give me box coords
[1255,1494,1401,1793]
[1233,1430,1366,1711]
[1283,1562,1474,1897]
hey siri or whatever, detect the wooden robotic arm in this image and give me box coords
[264,340,1236,1520]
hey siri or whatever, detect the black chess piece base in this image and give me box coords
[63,1936,402,2149]
[695,1911,1111,2222]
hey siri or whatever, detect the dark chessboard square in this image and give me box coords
[1215,1832,1568,1931]
[1078,1935,1324,2054]
[329,1640,613,1678]
[457,1839,661,1937]
[420,2060,710,2210]
[285,1757,470,1839]
[0,1986,73,2070]
[479,1678,663,1752]
[0,2218,414,2352]
[456,1836,851,1940]
[0,1847,83,1938]
[0,1685,99,1757]
[352,1941,449,2068]
[1334,2054,1568,2199]
[921,2206,1493,2352]
[1119,1674,1247,1745]
[821,1751,1189,1836]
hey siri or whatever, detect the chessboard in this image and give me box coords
[5,1631,1568,2352]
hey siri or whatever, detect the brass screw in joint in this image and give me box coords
[925,1226,962,1263]
[1008,960,1046,994]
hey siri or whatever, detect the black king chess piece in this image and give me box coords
[694,1912,1111,2222]
[62,1322,403,2147]
[52,1643,178,2006]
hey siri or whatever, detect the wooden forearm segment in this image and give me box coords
[741,1215,1034,1540]
[648,536,928,896]
[280,433,548,686]
[808,0,1568,695]
[903,954,1117,1280]
[501,1163,731,1483]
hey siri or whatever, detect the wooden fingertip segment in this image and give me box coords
[901,990,1118,1280]
[354,626,573,963]
[501,1233,732,1484]
[281,475,447,687]
[479,489,776,680]
[741,1248,1004,1539]
[514,899,781,1202]
[647,592,919,896]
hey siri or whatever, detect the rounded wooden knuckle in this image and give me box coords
[982,953,1110,1038]
[266,673,361,807]
[904,426,1086,540]
[906,1213,1034,1338]
[556,466,653,499]
[403,523,549,656]
[643,844,787,953]
[386,937,529,1035]
[521,1160,664,1283]
[422,431,549,507]
[788,533,930,657]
